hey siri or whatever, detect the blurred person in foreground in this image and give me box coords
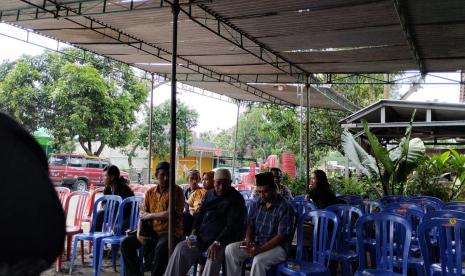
[0,112,65,276]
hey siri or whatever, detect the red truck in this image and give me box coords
[49,154,129,191]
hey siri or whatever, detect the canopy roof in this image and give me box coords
[340,100,465,143]
[1,0,464,110]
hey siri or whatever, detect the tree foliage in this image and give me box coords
[128,100,199,164]
[0,49,148,155]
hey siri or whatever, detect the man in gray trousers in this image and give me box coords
[164,169,246,276]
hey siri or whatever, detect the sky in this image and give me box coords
[0,23,461,134]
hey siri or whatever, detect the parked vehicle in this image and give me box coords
[48,154,129,191]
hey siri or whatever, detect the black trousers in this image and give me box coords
[121,233,178,276]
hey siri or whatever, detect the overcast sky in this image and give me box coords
[0,23,461,134]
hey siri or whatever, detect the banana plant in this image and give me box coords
[342,111,425,195]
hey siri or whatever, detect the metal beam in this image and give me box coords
[0,0,209,22]
[175,2,306,83]
[311,73,464,85]
[392,0,426,75]
[158,72,306,84]
[14,0,293,105]
[342,120,465,129]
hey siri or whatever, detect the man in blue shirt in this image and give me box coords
[225,172,294,275]
[164,168,246,276]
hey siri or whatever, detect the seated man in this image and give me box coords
[253,168,293,201]
[95,164,134,231]
[164,169,246,276]
[226,172,294,276]
[121,161,184,276]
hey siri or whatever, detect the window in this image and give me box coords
[49,156,67,166]
[86,160,101,168]
[100,161,110,169]
[68,157,84,167]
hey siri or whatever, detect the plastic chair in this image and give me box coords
[411,196,443,207]
[134,185,150,194]
[55,186,71,207]
[134,191,145,198]
[361,200,382,214]
[336,195,364,205]
[290,200,316,219]
[240,190,252,199]
[293,195,306,201]
[69,195,122,275]
[128,183,140,191]
[383,202,424,213]
[380,195,407,206]
[382,207,426,275]
[354,213,412,276]
[408,198,442,213]
[96,196,144,276]
[443,205,465,212]
[423,210,465,221]
[275,210,339,276]
[56,191,90,272]
[418,218,465,276]
[326,204,363,276]
[83,187,105,223]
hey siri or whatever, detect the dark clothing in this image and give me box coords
[248,195,294,246]
[103,181,134,199]
[121,233,180,276]
[192,188,246,250]
[96,182,135,231]
[307,187,337,209]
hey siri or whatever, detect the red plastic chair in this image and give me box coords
[56,191,90,272]
[134,186,150,194]
[55,187,71,207]
[128,183,140,191]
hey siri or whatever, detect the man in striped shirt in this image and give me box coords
[225,172,294,276]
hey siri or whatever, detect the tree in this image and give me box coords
[127,100,199,166]
[0,59,49,132]
[0,49,149,155]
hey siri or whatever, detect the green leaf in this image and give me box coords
[341,129,378,177]
[362,120,395,174]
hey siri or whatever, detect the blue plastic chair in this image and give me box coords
[294,195,306,201]
[418,218,465,276]
[423,210,465,221]
[95,196,144,276]
[354,213,412,276]
[290,200,316,219]
[336,195,364,205]
[326,204,363,276]
[361,200,382,214]
[240,190,252,199]
[380,195,407,206]
[408,198,442,213]
[443,201,465,212]
[275,210,338,276]
[412,196,443,206]
[384,202,424,213]
[382,207,426,275]
[69,195,122,275]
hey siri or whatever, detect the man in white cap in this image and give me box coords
[164,168,246,276]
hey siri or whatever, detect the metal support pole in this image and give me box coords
[232,100,241,182]
[298,85,303,177]
[147,73,154,184]
[169,0,180,255]
[305,80,311,191]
